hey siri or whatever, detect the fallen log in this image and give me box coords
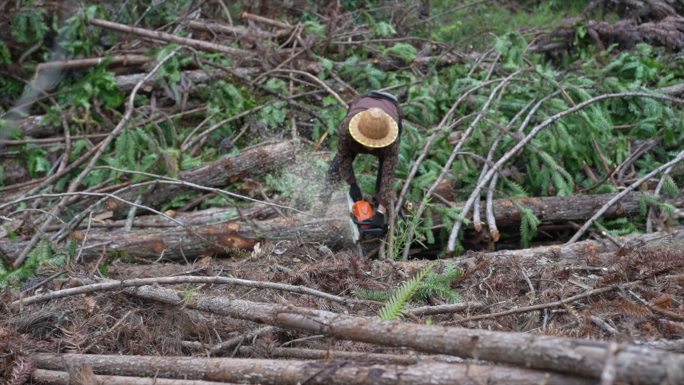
[118,284,684,385]
[101,140,297,218]
[531,16,684,53]
[64,213,352,260]
[32,369,239,385]
[33,354,595,385]
[454,191,647,227]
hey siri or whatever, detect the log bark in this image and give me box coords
[531,16,684,53]
[32,354,595,385]
[32,369,240,385]
[456,191,646,227]
[121,284,684,385]
[102,140,297,218]
[63,212,353,260]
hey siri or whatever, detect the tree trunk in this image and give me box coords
[32,354,596,385]
[121,284,684,385]
[32,369,239,385]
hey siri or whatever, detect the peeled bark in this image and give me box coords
[33,354,596,385]
[122,284,684,385]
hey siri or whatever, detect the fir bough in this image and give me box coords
[379,262,436,320]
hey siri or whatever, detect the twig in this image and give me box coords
[591,315,618,335]
[486,173,500,241]
[89,18,252,57]
[567,148,684,244]
[269,69,348,108]
[95,165,313,216]
[11,275,369,308]
[74,212,93,264]
[240,12,294,30]
[36,55,151,72]
[452,281,641,323]
[180,103,270,151]
[403,68,531,259]
[444,91,684,253]
[629,290,684,321]
[408,301,485,316]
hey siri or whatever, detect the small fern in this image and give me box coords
[379,262,436,320]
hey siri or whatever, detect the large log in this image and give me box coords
[33,354,596,385]
[117,284,684,385]
[460,191,646,227]
[102,140,297,218]
[66,211,354,260]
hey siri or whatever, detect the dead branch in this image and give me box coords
[89,18,253,57]
[187,20,285,41]
[403,69,532,259]
[100,140,297,218]
[11,275,366,308]
[35,54,152,72]
[119,284,684,385]
[446,91,684,253]
[408,301,486,316]
[452,281,641,324]
[567,148,684,243]
[32,353,596,385]
[240,12,294,31]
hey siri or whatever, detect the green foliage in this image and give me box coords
[383,43,418,63]
[514,202,541,248]
[11,3,49,45]
[661,175,679,199]
[60,65,124,111]
[415,263,462,303]
[0,41,12,64]
[379,262,435,320]
[0,240,61,290]
[57,5,106,56]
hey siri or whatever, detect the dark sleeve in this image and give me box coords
[375,140,399,209]
[338,128,357,186]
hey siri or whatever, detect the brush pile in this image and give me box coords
[1,1,683,384]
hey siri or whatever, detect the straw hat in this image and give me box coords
[348,107,399,148]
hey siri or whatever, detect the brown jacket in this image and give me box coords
[326,93,403,210]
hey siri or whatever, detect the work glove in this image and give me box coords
[349,183,363,202]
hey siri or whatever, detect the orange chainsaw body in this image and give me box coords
[352,200,375,226]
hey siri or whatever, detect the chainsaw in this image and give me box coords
[347,193,386,257]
